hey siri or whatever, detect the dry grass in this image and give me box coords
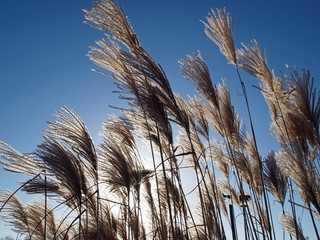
[0,0,319,239]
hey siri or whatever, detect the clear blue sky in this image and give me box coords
[0,0,320,237]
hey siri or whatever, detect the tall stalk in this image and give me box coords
[138,99,166,239]
[235,65,273,240]
[155,123,175,239]
[309,206,320,240]
[44,172,47,240]
[186,133,209,239]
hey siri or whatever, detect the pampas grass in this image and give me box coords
[0,0,319,239]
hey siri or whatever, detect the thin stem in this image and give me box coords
[0,171,43,212]
[62,209,86,240]
[235,65,273,240]
[44,173,47,240]
[309,205,320,240]
[270,82,301,239]
[186,133,208,239]
[156,123,175,239]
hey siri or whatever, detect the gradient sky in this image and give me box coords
[0,0,320,237]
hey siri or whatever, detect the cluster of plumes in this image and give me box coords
[203,4,320,239]
[0,0,319,239]
[0,190,75,239]
[236,32,320,240]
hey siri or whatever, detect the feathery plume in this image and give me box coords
[0,190,31,237]
[83,0,140,50]
[202,8,236,65]
[22,177,61,196]
[285,67,320,148]
[46,106,98,182]
[180,51,219,109]
[210,143,230,179]
[101,115,136,151]
[279,213,306,240]
[237,40,273,89]
[263,151,287,205]
[277,144,320,214]
[36,136,87,208]
[0,142,44,176]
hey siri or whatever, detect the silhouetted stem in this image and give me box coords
[309,206,320,240]
[186,133,208,239]
[63,209,86,240]
[44,173,47,240]
[156,123,175,239]
[0,171,42,212]
[235,65,273,240]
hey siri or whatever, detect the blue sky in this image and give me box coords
[0,0,320,237]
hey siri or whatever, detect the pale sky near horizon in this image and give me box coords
[0,0,320,237]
